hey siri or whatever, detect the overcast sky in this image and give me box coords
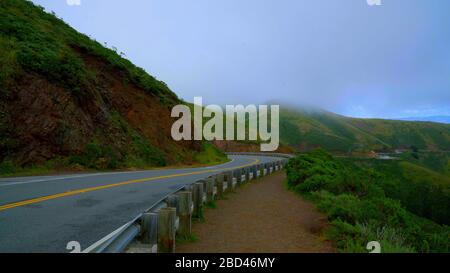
[32,0,450,118]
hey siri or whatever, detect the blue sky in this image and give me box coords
[31,0,450,118]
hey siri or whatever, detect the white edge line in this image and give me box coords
[82,222,130,253]
[0,158,239,187]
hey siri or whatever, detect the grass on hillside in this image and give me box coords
[399,151,450,175]
[0,0,178,106]
[279,107,450,153]
[194,142,228,165]
[0,150,228,178]
[0,141,228,177]
[285,149,449,253]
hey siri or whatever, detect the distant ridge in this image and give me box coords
[396,116,450,124]
[279,106,450,153]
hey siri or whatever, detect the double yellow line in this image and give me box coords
[0,159,260,212]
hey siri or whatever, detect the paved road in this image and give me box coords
[0,155,281,253]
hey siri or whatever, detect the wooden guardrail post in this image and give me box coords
[197,179,207,203]
[240,168,246,183]
[245,167,250,182]
[192,182,204,218]
[206,177,215,203]
[235,169,242,186]
[141,212,158,251]
[224,171,233,192]
[166,194,178,208]
[157,207,176,253]
[197,179,207,194]
[216,173,224,199]
[252,165,257,180]
[176,191,192,237]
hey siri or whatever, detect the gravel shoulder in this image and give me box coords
[176,171,334,253]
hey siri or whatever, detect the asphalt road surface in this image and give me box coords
[0,154,282,253]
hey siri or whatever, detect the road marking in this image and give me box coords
[82,221,130,253]
[0,158,259,212]
[0,159,237,187]
[0,173,132,187]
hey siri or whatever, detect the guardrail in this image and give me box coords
[225,152,294,159]
[83,152,292,253]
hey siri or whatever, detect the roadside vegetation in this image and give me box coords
[193,143,229,165]
[398,150,449,176]
[0,0,178,106]
[285,149,449,253]
[0,141,228,177]
[0,0,230,177]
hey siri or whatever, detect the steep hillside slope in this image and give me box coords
[0,0,224,171]
[285,150,449,252]
[280,107,450,153]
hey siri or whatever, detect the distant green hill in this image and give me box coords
[280,107,450,153]
[398,116,450,124]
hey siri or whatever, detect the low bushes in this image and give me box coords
[286,149,449,253]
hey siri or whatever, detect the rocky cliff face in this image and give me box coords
[1,48,201,167]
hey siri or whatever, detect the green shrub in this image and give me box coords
[286,149,450,253]
[325,219,366,252]
[69,142,120,170]
[0,160,16,174]
[194,142,227,165]
[313,191,362,223]
[133,138,166,167]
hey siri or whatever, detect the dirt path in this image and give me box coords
[176,172,334,253]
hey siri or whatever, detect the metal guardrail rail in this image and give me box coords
[225,152,294,158]
[83,152,292,253]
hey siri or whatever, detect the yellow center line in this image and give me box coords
[0,159,260,212]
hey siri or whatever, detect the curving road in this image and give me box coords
[0,154,282,253]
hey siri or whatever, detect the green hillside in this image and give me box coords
[0,0,178,106]
[285,149,449,253]
[0,0,226,174]
[280,107,450,153]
